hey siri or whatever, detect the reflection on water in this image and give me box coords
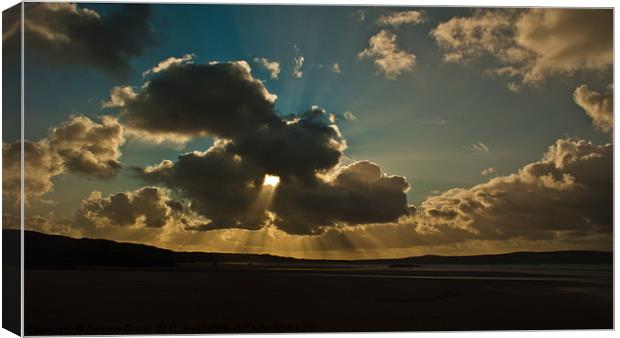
[263,263,612,285]
[302,272,609,283]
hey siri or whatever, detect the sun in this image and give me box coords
[263,174,281,187]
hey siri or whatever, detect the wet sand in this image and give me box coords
[24,264,612,334]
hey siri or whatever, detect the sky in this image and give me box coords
[2,3,613,259]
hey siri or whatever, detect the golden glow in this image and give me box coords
[263,174,280,187]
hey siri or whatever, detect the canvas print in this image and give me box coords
[2,3,613,336]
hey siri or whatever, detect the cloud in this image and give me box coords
[136,141,270,232]
[506,82,522,93]
[143,53,194,77]
[431,9,520,64]
[293,53,304,78]
[138,155,411,236]
[48,128,611,258]
[102,86,137,109]
[231,108,347,182]
[7,3,153,77]
[358,30,416,79]
[104,60,278,144]
[87,51,610,255]
[47,115,125,179]
[425,118,448,126]
[515,9,612,83]
[377,10,426,27]
[135,107,362,234]
[431,9,612,87]
[76,187,183,229]
[254,57,281,79]
[315,62,342,74]
[3,116,125,247]
[573,84,613,134]
[331,63,342,74]
[306,139,611,256]
[3,140,63,207]
[2,115,125,207]
[343,111,358,121]
[105,59,411,235]
[411,138,612,244]
[272,161,412,234]
[481,167,496,176]
[103,58,409,235]
[467,142,489,154]
[122,79,412,235]
[353,9,367,22]
[58,135,613,257]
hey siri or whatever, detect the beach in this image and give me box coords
[24,263,613,334]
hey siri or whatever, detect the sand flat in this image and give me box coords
[25,264,612,334]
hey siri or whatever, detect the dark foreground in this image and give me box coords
[25,263,612,334]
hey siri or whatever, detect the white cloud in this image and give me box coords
[377,10,426,27]
[102,86,137,108]
[358,30,416,79]
[431,10,519,64]
[481,167,496,176]
[515,9,612,83]
[47,115,125,179]
[2,115,125,209]
[76,187,186,229]
[331,63,342,74]
[142,53,194,77]
[254,57,281,79]
[293,54,304,78]
[431,9,612,87]
[410,138,612,244]
[467,142,489,154]
[3,140,63,208]
[573,84,613,134]
[354,9,367,22]
[343,111,358,121]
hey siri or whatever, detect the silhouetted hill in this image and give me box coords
[371,251,613,266]
[3,229,612,269]
[5,230,302,269]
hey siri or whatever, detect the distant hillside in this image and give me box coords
[369,251,613,266]
[4,230,302,269]
[2,229,613,269]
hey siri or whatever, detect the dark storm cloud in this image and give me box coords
[231,107,346,182]
[272,161,411,235]
[137,140,268,231]
[3,3,152,77]
[137,152,411,235]
[120,60,408,234]
[105,61,278,142]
